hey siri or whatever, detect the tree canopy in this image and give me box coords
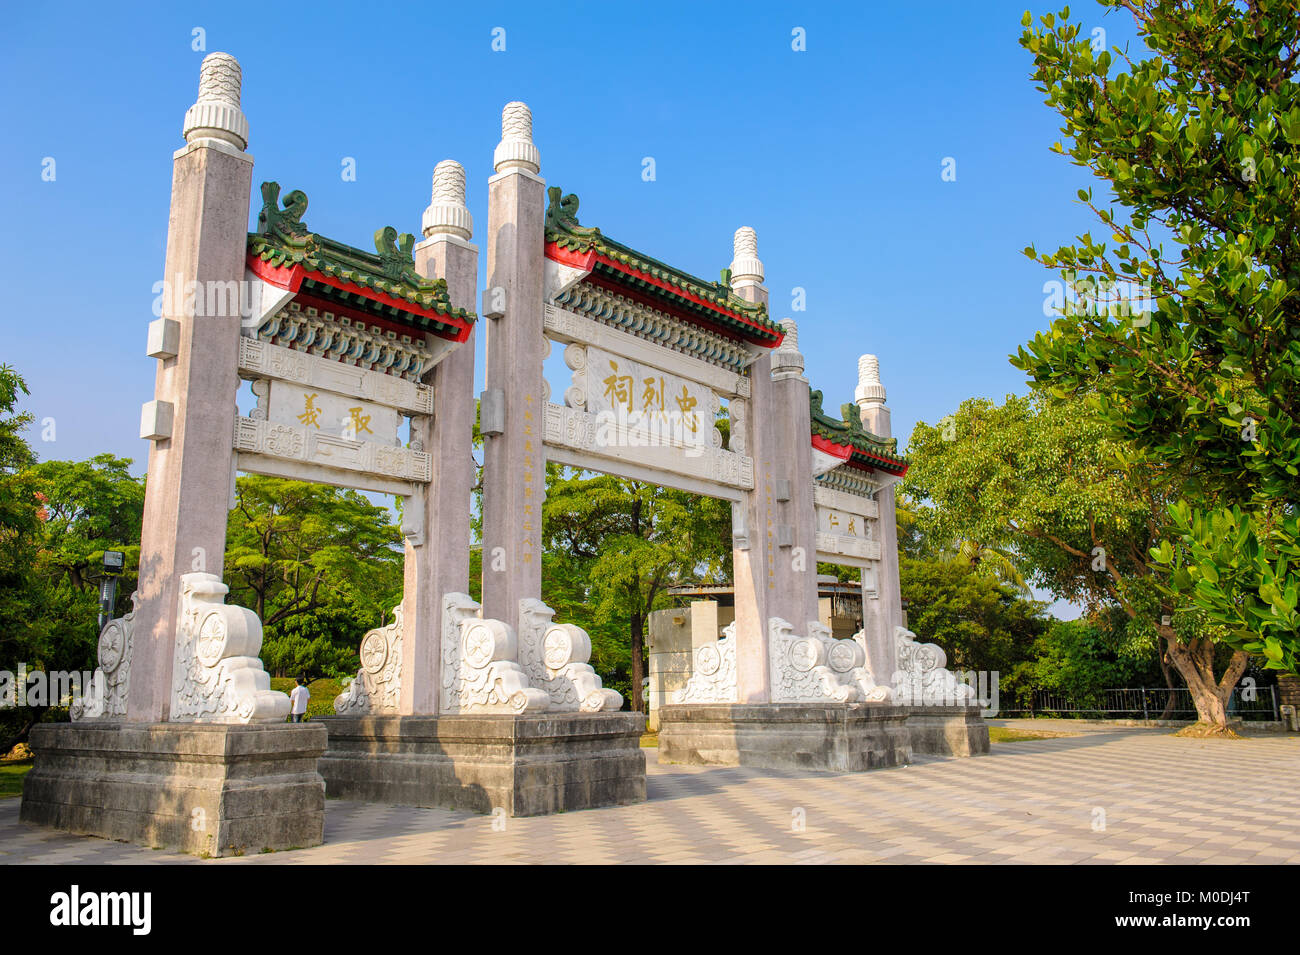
[224,475,404,679]
[1012,0,1300,726]
[541,465,732,711]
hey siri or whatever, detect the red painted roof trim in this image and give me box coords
[812,433,909,477]
[246,254,472,343]
[545,241,782,348]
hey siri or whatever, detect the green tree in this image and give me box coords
[224,476,403,679]
[1015,1,1300,730]
[898,488,1030,594]
[905,393,1194,709]
[899,555,1046,684]
[1011,617,1162,709]
[0,446,144,751]
[542,466,732,712]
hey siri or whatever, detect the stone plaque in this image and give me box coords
[269,381,402,447]
[582,346,716,452]
[816,506,873,541]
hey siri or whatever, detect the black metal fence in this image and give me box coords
[1001,686,1280,721]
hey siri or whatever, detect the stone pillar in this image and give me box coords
[768,319,820,635]
[729,228,774,703]
[856,354,902,684]
[128,53,253,722]
[481,102,546,621]
[402,160,479,713]
[22,53,327,858]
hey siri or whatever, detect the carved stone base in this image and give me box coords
[20,722,326,857]
[318,712,646,816]
[658,703,912,772]
[904,705,990,757]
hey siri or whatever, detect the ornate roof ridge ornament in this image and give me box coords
[545,187,602,240]
[256,181,310,242]
[182,52,249,150]
[248,181,476,337]
[809,385,905,469]
[543,186,781,343]
[422,159,473,240]
[494,101,541,174]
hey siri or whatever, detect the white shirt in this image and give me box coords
[290,685,310,715]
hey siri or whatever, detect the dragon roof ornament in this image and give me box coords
[247,182,476,341]
[544,186,782,347]
[809,387,908,475]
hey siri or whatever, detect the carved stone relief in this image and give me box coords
[439,592,549,714]
[71,593,138,720]
[517,598,623,711]
[334,607,403,714]
[891,626,976,705]
[169,573,291,723]
[673,622,738,703]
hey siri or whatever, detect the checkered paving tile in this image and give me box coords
[2,725,1297,864]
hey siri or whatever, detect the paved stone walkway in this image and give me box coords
[3,725,1297,864]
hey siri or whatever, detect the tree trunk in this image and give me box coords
[630,611,644,714]
[1161,628,1249,734]
[1157,636,1178,719]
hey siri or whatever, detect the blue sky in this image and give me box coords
[1,2,1142,616]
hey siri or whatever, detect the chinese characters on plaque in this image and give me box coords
[268,381,403,447]
[816,506,874,541]
[583,346,713,451]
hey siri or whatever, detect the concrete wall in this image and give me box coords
[647,609,693,731]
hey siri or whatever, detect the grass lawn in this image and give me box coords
[0,759,32,799]
[989,726,1081,743]
[640,731,659,748]
[269,677,346,720]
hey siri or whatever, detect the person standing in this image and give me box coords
[289,677,311,723]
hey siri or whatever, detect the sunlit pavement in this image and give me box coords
[3,725,1297,864]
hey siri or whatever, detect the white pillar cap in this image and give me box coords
[855,354,887,405]
[493,101,541,173]
[730,226,764,285]
[422,160,473,239]
[772,318,804,376]
[182,52,249,150]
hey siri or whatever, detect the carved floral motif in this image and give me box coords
[891,627,976,706]
[517,599,622,711]
[334,607,403,714]
[768,618,893,704]
[673,623,738,703]
[170,573,290,723]
[71,593,138,720]
[439,593,549,714]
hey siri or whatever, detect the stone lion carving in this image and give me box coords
[518,599,622,712]
[170,573,290,723]
[335,607,403,714]
[891,626,975,706]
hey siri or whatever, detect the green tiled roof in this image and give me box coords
[810,388,907,470]
[544,187,779,339]
[248,182,475,326]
